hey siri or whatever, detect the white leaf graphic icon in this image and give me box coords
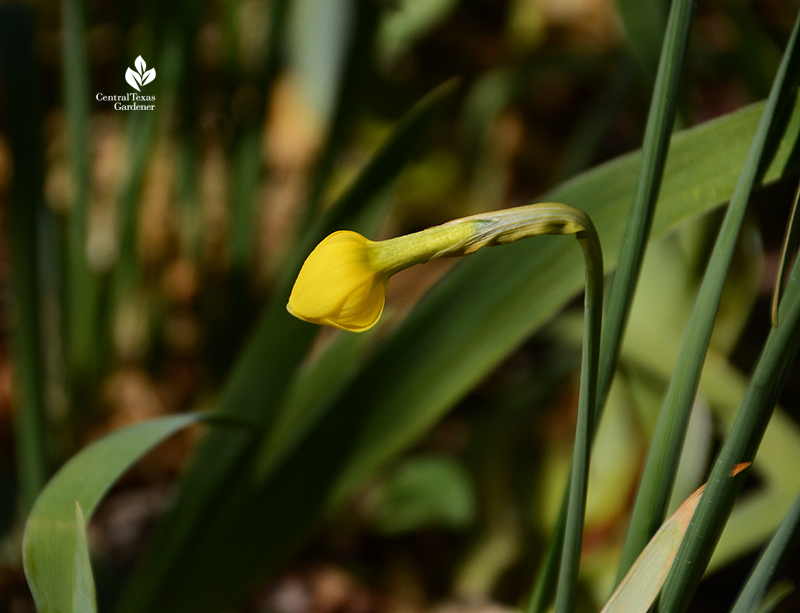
[141,68,156,86]
[135,55,147,74]
[125,67,141,91]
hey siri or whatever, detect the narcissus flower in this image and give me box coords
[287,202,599,332]
[286,221,476,332]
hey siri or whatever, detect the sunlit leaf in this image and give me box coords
[601,465,749,613]
[23,414,206,612]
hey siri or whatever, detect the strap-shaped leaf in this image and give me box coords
[729,490,800,613]
[72,503,95,613]
[772,181,800,325]
[23,413,205,612]
[602,465,748,613]
[619,6,800,580]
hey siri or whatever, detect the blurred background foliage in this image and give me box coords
[2,0,800,611]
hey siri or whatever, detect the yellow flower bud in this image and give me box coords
[286,231,390,332]
[287,202,599,333]
[287,221,476,332]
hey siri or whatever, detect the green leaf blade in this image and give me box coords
[602,484,704,613]
[661,226,800,612]
[730,489,800,613]
[72,503,97,613]
[618,7,800,583]
[23,413,202,612]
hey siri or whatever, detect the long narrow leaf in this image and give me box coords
[597,0,694,416]
[72,503,96,613]
[730,490,800,613]
[22,413,204,612]
[618,7,800,578]
[604,489,701,613]
[602,465,748,613]
[660,201,800,611]
[772,181,800,325]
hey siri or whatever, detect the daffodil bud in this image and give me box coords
[287,202,598,332]
[286,220,477,331]
[286,231,390,332]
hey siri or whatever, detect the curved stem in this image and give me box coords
[553,219,603,613]
[384,202,604,613]
[422,203,603,613]
[288,201,604,612]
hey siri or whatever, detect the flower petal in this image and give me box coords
[287,231,388,332]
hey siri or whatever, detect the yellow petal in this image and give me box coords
[287,231,389,332]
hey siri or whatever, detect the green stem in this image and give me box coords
[526,0,693,604]
[553,217,603,613]
[523,208,603,613]
[377,203,604,613]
